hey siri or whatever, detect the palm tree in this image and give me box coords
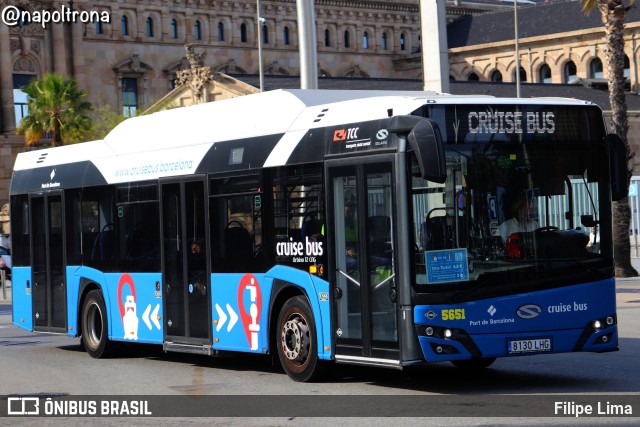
[581,0,637,276]
[17,73,92,147]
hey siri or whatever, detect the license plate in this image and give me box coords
[508,338,551,354]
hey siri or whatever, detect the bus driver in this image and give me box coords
[499,193,539,242]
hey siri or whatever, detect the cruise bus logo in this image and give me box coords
[516,304,542,319]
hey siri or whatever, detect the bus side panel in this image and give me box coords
[103,272,164,344]
[11,266,32,331]
[211,273,273,353]
[414,279,617,362]
[265,266,332,361]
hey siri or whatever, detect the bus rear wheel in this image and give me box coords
[276,296,321,382]
[81,289,112,358]
[451,357,496,369]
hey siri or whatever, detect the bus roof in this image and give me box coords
[10,89,597,194]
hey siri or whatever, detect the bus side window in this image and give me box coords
[210,176,264,274]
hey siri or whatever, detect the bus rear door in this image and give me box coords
[329,161,399,364]
[30,192,67,333]
[160,177,211,350]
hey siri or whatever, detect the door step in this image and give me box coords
[334,354,402,369]
[163,342,213,356]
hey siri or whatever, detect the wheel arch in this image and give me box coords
[266,265,332,361]
[269,279,308,358]
[77,278,105,338]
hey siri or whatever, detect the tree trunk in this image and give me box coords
[600,3,637,276]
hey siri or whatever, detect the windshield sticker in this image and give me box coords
[425,248,469,284]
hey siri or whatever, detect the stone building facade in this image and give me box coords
[445,2,640,88]
[0,0,503,208]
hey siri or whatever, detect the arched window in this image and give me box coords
[400,33,406,51]
[284,26,290,45]
[515,67,527,82]
[240,23,247,43]
[262,23,269,44]
[468,73,479,81]
[217,22,225,42]
[539,64,552,83]
[170,18,178,39]
[381,32,388,50]
[344,30,350,48]
[363,31,369,49]
[194,20,202,40]
[146,17,154,37]
[324,29,331,47]
[490,70,503,82]
[564,61,577,83]
[121,15,129,36]
[589,57,603,78]
[95,20,103,35]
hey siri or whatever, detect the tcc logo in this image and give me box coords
[333,127,359,141]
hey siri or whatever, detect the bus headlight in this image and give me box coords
[593,320,602,331]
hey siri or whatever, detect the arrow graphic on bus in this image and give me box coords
[142,304,161,330]
[215,303,238,332]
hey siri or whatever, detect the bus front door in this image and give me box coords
[30,192,67,333]
[329,162,399,363]
[161,178,211,348]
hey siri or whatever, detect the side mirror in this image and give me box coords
[388,116,446,183]
[407,119,447,184]
[608,133,629,201]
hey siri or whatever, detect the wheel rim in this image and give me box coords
[280,313,310,368]
[85,301,103,351]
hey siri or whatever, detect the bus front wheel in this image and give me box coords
[81,289,112,358]
[276,295,321,382]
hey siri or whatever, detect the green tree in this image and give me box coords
[17,73,92,147]
[85,104,127,141]
[582,0,637,276]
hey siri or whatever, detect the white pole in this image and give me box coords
[297,0,318,89]
[420,0,449,93]
[257,0,264,92]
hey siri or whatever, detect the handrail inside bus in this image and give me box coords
[337,268,361,287]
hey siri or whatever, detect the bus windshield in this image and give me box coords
[410,104,612,292]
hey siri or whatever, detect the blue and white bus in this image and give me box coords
[9,89,626,381]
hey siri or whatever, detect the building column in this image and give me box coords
[51,1,68,75]
[0,23,15,132]
[71,20,85,88]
